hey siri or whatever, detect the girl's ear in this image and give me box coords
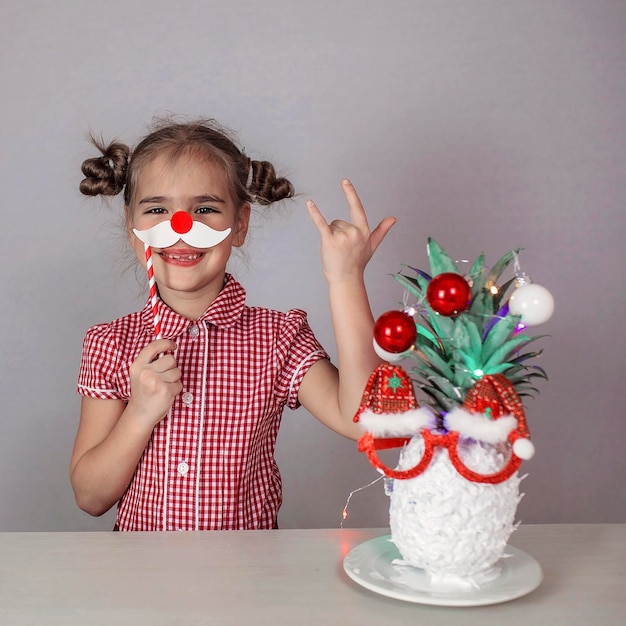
[124,206,136,246]
[233,203,251,247]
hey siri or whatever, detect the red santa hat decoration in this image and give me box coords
[354,363,436,479]
[354,364,436,441]
[444,373,535,461]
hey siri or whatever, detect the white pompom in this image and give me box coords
[513,438,536,460]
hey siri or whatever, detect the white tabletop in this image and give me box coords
[0,524,623,625]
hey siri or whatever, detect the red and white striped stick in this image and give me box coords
[144,243,162,339]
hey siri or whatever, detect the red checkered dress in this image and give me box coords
[77,275,328,531]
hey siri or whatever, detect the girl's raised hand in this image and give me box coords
[306,179,396,284]
[126,339,182,427]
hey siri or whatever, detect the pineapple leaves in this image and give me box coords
[387,241,548,414]
[481,314,520,362]
[426,310,455,344]
[395,269,430,293]
[469,289,492,319]
[482,335,533,373]
[425,374,464,401]
[451,317,483,373]
[485,248,523,287]
[469,253,486,296]
[418,386,458,413]
[494,277,517,310]
[415,344,455,380]
[427,238,459,276]
[393,273,424,301]
[469,253,485,281]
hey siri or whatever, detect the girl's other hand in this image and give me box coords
[127,339,182,427]
[306,179,396,284]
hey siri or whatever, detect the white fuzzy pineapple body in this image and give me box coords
[389,434,521,589]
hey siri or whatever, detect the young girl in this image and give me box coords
[70,118,395,531]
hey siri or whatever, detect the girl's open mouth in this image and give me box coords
[159,250,205,265]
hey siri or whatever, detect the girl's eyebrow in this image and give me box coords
[194,194,226,204]
[138,194,227,205]
[138,195,168,204]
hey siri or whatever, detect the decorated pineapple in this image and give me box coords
[354,238,554,589]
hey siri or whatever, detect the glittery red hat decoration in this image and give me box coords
[445,374,535,461]
[355,364,435,479]
[354,364,418,421]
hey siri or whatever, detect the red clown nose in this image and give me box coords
[171,211,193,234]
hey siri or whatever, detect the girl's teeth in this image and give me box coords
[167,254,201,260]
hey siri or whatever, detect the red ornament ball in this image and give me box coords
[373,311,417,353]
[426,272,471,316]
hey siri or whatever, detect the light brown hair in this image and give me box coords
[80,118,295,209]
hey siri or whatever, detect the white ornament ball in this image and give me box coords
[373,338,408,362]
[508,283,555,326]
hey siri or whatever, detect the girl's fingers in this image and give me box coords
[151,354,179,374]
[137,339,177,364]
[161,368,182,384]
[369,216,397,252]
[340,179,370,231]
[309,180,395,250]
[306,199,331,236]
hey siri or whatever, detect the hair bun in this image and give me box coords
[248,160,295,205]
[79,141,130,197]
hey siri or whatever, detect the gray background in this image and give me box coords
[0,0,624,531]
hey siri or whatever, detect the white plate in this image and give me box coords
[343,535,542,606]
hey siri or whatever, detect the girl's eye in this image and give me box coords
[196,206,218,214]
[146,207,167,215]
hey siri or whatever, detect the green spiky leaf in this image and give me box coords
[417,385,457,413]
[418,344,455,379]
[425,374,464,402]
[452,365,476,393]
[424,310,455,347]
[393,273,424,301]
[452,348,478,374]
[493,277,517,310]
[427,238,459,276]
[481,314,520,362]
[454,316,483,361]
[468,289,493,320]
[415,325,440,348]
[482,335,532,373]
[469,253,485,282]
[485,248,522,286]
[508,350,545,365]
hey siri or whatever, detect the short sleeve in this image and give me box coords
[274,309,329,410]
[77,324,125,400]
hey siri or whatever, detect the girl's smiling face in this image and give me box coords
[127,150,250,318]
